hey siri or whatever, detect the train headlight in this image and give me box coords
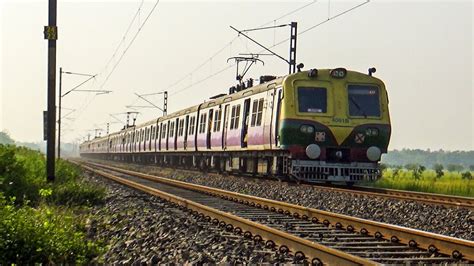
[308,68,318,78]
[366,128,379,136]
[300,125,315,134]
[306,144,321,159]
[366,146,381,161]
[330,68,347,79]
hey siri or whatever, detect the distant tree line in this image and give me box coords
[382,149,474,172]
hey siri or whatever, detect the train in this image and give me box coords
[80,67,391,185]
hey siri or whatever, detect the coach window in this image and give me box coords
[178,119,184,136]
[251,98,264,126]
[213,110,221,132]
[348,85,381,117]
[230,106,236,129]
[199,113,207,133]
[230,104,241,129]
[188,117,192,135]
[161,124,167,139]
[170,122,175,137]
[298,87,327,113]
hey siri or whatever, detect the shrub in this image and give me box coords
[372,168,474,197]
[0,195,103,264]
[0,144,105,207]
[447,164,464,172]
[433,163,444,178]
[0,145,106,262]
[461,171,472,180]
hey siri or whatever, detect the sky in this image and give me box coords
[1,0,473,151]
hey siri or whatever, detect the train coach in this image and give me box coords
[80,67,391,185]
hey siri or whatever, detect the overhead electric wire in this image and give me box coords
[101,0,146,76]
[100,0,161,90]
[268,0,370,49]
[258,0,319,28]
[170,64,234,96]
[165,0,320,97]
[165,36,239,91]
[167,0,364,98]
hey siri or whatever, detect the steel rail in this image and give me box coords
[80,161,474,262]
[79,163,374,265]
[307,184,474,209]
[85,159,474,209]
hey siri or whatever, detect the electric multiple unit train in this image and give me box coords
[80,67,391,185]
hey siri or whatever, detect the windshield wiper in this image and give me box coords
[349,96,367,118]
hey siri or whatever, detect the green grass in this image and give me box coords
[0,144,106,263]
[367,168,474,197]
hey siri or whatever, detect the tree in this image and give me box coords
[461,171,472,180]
[470,165,474,171]
[447,164,464,172]
[0,131,14,145]
[433,163,444,178]
[413,165,426,179]
[405,163,419,171]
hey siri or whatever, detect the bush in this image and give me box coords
[370,168,474,197]
[0,144,105,207]
[0,145,106,263]
[0,195,103,264]
[433,163,444,178]
[461,171,472,180]
[0,145,43,205]
[447,164,464,172]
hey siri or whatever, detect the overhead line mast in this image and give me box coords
[44,0,57,182]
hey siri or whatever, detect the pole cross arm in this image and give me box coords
[134,93,164,111]
[230,25,289,64]
[61,74,98,97]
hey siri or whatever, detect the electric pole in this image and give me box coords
[58,67,62,160]
[57,69,98,160]
[44,0,57,182]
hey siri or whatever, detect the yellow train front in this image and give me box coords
[279,68,391,184]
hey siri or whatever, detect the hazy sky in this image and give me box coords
[1,0,473,150]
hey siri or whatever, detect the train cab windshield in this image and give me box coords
[348,85,380,117]
[298,87,327,113]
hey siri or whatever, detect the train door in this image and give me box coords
[263,89,276,149]
[222,104,230,149]
[241,98,251,148]
[150,126,153,151]
[207,109,213,149]
[166,121,170,150]
[174,118,179,150]
[155,123,159,151]
[158,123,162,151]
[184,115,189,150]
[271,86,283,147]
[144,128,147,151]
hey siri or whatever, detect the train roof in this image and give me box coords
[126,76,284,128]
[80,68,384,145]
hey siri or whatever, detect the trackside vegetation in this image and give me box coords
[367,166,474,197]
[0,144,106,264]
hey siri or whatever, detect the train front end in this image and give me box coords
[279,68,391,184]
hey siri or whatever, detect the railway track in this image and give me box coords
[83,159,474,210]
[310,184,474,210]
[75,160,474,265]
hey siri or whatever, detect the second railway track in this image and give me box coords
[77,160,474,265]
[310,183,474,210]
[85,159,474,210]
